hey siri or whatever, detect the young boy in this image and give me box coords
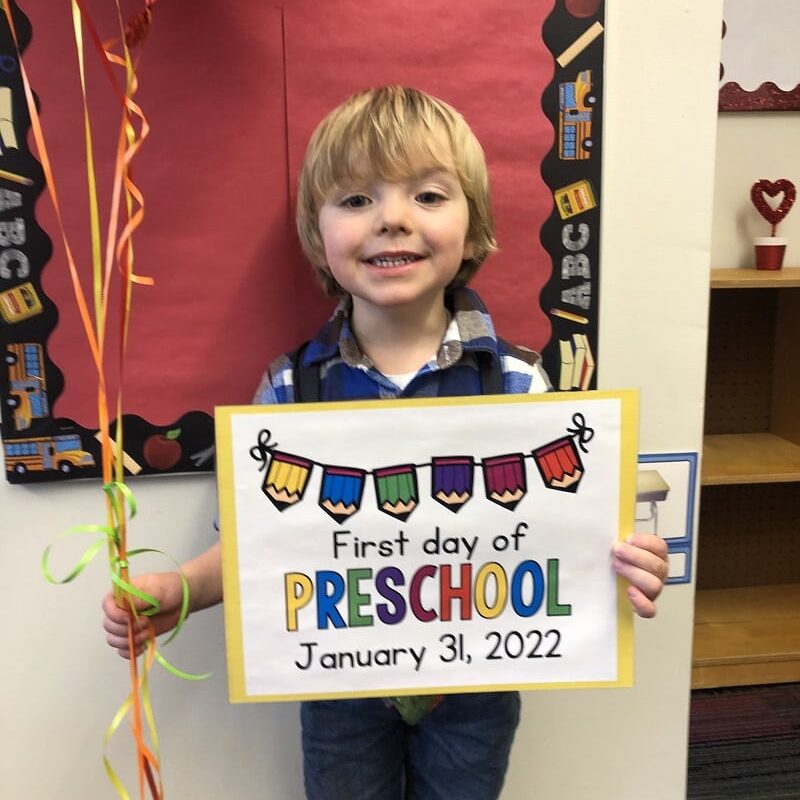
[103,86,669,800]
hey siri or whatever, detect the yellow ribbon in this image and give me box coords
[2,2,207,797]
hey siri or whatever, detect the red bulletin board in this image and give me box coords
[0,0,606,482]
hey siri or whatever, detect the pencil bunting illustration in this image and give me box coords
[249,415,595,521]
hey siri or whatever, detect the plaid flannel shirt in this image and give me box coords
[253,287,551,404]
[251,287,550,724]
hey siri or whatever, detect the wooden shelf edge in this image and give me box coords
[701,432,800,485]
[693,652,800,668]
[711,267,800,288]
[692,584,800,689]
[692,662,800,690]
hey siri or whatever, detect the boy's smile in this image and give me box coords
[364,251,424,269]
[318,161,474,318]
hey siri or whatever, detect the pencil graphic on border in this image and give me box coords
[94,431,142,475]
[0,168,33,186]
[550,308,589,325]
[556,22,604,68]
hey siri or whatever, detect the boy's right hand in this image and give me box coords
[102,572,186,659]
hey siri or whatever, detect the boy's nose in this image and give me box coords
[376,193,412,235]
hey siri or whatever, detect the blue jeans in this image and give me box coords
[301,692,521,800]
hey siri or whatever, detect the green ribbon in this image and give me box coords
[41,482,210,680]
[387,694,444,725]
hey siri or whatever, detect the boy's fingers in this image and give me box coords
[625,532,669,560]
[102,591,152,662]
[102,615,146,637]
[613,558,664,601]
[105,624,151,655]
[626,586,657,619]
[613,540,669,584]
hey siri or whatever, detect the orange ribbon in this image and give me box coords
[3,2,169,798]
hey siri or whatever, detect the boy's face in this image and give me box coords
[317,148,473,316]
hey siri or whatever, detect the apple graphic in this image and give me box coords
[564,0,601,18]
[143,428,182,470]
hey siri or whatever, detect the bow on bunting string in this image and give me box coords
[3,2,206,799]
[251,414,596,522]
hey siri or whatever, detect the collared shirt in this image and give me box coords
[253,287,551,404]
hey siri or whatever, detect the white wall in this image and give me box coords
[712,113,800,267]
[508,1,721,797]
[1,1,723,798]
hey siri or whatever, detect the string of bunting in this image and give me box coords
[4,2,206,799]
[250,413,595,521]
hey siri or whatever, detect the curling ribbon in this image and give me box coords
[2,2,206,798]
[39,483,210,800]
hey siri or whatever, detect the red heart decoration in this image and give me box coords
[751,179,796,231]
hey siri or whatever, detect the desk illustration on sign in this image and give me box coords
[216,391,638,703]
[636,453,698,585]
[635,470,670,533]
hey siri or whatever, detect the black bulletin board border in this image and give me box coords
[0,0,604,484]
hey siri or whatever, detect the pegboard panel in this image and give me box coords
[773,288,800,444]
[697,483,800,589]
[704,290,777,435]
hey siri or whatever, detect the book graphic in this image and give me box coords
[0,87,19,155]
[558,334,595,391]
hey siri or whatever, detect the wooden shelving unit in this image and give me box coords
[694,267,800,689]
[710,266,800,288]
[702,432,800,484]
[693,584,800,689]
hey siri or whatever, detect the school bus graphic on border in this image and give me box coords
[559,70,596,160]
[5,342,49,430]
[3,433,95,475]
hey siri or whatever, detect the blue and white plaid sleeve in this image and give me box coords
[252,353,295,405]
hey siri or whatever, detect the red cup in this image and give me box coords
[754,237,787,270]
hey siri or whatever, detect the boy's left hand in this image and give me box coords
[612,533,669,618]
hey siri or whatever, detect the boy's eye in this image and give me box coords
[340,194,371,209]
[416,191,446,205]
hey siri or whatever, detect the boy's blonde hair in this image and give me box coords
[296,86,497,296]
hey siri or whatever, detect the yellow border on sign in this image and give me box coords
[215,389,638,703]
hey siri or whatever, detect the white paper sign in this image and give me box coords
[216,392,637,703]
